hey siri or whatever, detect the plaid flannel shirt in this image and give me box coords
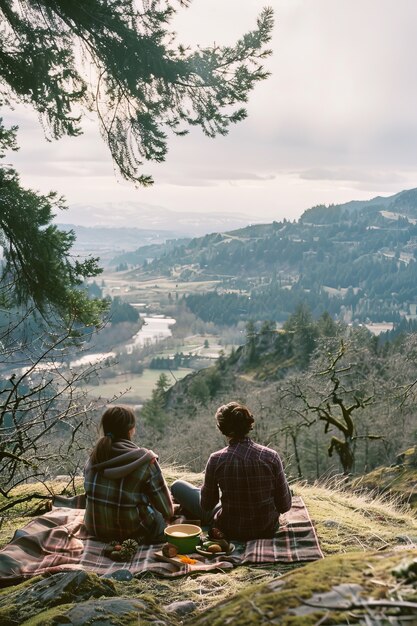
[84,443,173,541]
[201,437,292,540]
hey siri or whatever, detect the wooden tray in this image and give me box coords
[154,550,205,566]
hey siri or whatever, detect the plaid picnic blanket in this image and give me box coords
[0,496,323,586]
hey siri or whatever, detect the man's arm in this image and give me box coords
[273,455,292,514]
[146,459,174,520]
[200,456,220,511]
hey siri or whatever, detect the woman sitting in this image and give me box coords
[84,405,173,542]
[171,402,292,540]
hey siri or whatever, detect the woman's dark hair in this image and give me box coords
[90,405,136,465]
[215,402,254,438]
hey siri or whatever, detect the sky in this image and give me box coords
[4,0,417,228]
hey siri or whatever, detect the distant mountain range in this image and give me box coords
[57,223,187,263]
[56,202,257,263]
[59,190,417,263]
[59,201,254,235]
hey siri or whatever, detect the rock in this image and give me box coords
[65,597,151,625]
[395,446,417,467]
[165,600,197,616]
[27,597,173,626]
[323,519,339,528]
[0,571,116,625]
[0,571,178,625]
[396,534,417,545]
[288,583,364,616]
[351,459,417,509]
[102,568,133,581]
[185,550,417,625]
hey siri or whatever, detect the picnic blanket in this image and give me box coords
[0,496,323,586]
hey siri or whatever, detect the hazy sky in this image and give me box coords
[4,0,417,227]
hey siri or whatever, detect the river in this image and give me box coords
[69,315,176,367]
[126,315,176,353]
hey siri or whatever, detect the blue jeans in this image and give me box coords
[171,480,221,526]
[148,507,167,543]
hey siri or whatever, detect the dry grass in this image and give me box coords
[122,566,292,614]
[296,479,417,554]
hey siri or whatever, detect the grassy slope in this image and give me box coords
[297,481,417,554]
[4,470,416,554]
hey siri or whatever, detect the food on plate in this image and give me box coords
[209,527,226,540]
[207,543,222,553]
[201,538,230,552]
[215,538,230,551]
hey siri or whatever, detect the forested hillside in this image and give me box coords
[126,188,417,326]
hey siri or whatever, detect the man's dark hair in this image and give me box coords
[215,402,254,438]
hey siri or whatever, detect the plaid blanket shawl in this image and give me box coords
[0,496,323,586]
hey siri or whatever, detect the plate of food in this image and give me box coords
[196,539,235,557]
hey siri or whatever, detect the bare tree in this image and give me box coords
[278,336,385,475]
[0,308,110,513]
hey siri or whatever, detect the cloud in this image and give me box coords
[155,167,277,187]
[299,168,406,185]
[202,170,276,182]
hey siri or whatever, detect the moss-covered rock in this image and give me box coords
[0,572,178,626]
[395,446,417,468]
[22,596,176,626]
[186,549,417,625]
[0,571,116,625]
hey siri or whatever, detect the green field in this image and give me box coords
[85,367,193,403]
[101,271,222,305]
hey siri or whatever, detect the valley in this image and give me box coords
[68,187,417,428]
[79,269,241,405]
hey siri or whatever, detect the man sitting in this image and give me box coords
[171,402,292,540]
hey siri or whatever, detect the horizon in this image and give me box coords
[54,186,412,235]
